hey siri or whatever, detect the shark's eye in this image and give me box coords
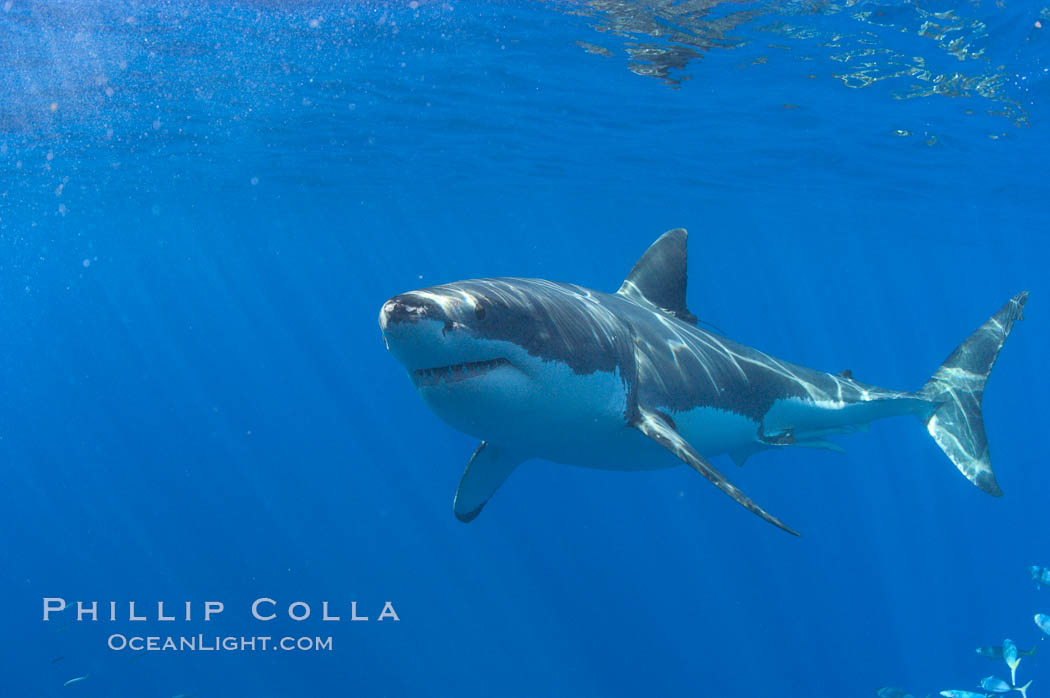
[474,302,486,321]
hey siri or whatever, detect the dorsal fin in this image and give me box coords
[617,228,697,324]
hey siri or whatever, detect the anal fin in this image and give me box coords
[632,407,799,536]
[454,442,523,523]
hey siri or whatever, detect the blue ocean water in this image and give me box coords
[1,0,1048,696]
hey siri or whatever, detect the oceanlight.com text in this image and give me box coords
[108,634,334,652]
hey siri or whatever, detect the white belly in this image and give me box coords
[531,404,761,472]
[420,344,772,472]
[420,348,633,458]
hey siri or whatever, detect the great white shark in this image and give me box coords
[378,229,1027,535]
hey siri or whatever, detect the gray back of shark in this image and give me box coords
[379,229,1028,535]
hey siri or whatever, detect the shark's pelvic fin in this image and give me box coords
[918,291,1028,497]
[454,442,523,523]
[792,439,847,455]
[632,406,800,536]
[729,443,766,467]
[617,228,698,324]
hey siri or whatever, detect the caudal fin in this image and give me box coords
[919,291,1028,496]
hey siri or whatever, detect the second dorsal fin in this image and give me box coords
[617,228,697,324]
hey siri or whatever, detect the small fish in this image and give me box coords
[62,674,89,687]
[878,688,914,698]
[978,646,1005,660]
[1003,639,1021,685]
[940,691,989,698]
[1031,565,1050,589]
[981,678,1034,698]
[1035,613,1050,636]
[977,645,1037,660]
[979,676,1012,693]
[50,655,65,664]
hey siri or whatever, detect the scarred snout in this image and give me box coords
[380,289,479,374]
[379,293,441,331]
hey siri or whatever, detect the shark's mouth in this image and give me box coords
[413,357,511,387]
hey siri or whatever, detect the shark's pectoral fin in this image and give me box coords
[454,442,523,523]
[632,407,799,536]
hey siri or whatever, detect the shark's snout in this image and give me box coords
[379,293,438,331]
[380,284,519,383]
[379,291,461,370]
